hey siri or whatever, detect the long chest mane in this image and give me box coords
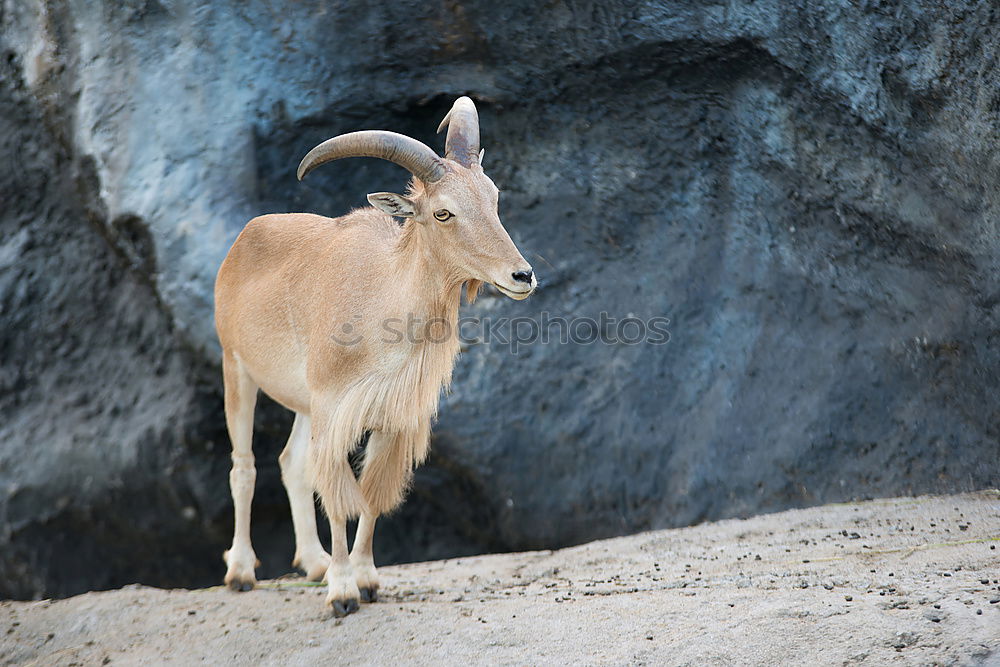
[329,291,463,444]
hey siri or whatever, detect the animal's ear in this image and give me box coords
[367,192,416,217]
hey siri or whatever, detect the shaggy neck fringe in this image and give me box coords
[311,204,480,518]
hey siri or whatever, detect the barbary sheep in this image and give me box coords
[213,97,535,616]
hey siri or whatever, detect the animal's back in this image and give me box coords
[214,210,398,412]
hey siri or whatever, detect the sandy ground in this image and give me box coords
[3,491,999,666]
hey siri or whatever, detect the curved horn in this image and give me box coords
[297,130,446,183]
[436,96,480,167]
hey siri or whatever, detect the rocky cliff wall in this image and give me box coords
[1,0,998,598]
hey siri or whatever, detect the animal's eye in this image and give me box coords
[433,209,453,222]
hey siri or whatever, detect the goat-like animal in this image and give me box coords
[214,97,535,616]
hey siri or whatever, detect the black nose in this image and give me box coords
[512,270,533,284]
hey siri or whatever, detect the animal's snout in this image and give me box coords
[512,270,533,285]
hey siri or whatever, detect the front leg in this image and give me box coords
[325,514,361,616]
[350,511,379,602]
[350,429,422,602]
[310,400,368,615]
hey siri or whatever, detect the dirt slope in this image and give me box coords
[3,491,999,666]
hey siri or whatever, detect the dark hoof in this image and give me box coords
[227,578,255,592]
[330,597,360,617]
[359,587,379,603]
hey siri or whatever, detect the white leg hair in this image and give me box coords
[222,352,260,591]
[278,413,329,581]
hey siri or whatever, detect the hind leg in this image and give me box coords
[222,352,260,591]
[278,413,330,581]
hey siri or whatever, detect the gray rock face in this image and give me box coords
[1,0,998,598]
